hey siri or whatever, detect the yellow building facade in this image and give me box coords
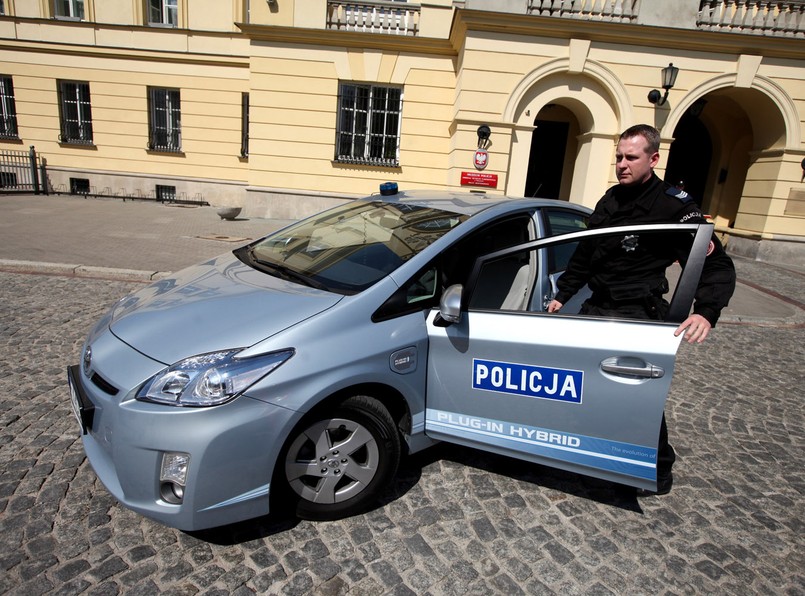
[1,0,803,264]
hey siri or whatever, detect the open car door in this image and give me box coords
[424,223,711,492]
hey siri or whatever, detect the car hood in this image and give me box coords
[109,254,343,364]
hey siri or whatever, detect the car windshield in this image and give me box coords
[239,200,468,295]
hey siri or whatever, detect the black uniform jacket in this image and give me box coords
[554,173,736,326]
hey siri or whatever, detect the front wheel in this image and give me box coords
[279,395,401,520]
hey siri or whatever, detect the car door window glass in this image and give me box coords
[469,249,537,311]
[467,225,700,322]
[543,208,588,275]
[373,213,535,321]
[457,215,536,310]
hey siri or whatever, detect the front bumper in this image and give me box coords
[68,335,298,531]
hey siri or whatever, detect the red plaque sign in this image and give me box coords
[460,171,498,188]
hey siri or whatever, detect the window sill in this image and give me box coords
[147,148,185,156]
[59,140,96,149]
[333,159,400,169]
[0,135,22,143]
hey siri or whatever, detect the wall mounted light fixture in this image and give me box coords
[477,125,491,149]
[648,63,679,106]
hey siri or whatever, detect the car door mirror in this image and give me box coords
[435,284,463,326]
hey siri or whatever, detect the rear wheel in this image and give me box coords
[279,395,400,520]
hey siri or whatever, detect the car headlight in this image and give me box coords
[137,349,294,407]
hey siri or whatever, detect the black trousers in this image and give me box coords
[581,298,676,480]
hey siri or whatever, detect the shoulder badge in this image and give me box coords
[666,186,693,202]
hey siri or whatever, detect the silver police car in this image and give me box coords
[68,187,712,530]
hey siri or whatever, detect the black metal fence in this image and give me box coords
[0,146,47,194]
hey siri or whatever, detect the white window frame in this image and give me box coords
[336,82,402,167]
[54,0,85,20]
[148,0,178,26]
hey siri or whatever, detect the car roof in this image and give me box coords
[367,188,591,217]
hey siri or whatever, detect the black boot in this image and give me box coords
[637,413,676,497]
[636,473,673,497]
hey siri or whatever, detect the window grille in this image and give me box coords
[0,1,5,15]
[149,0,177,26]
[336,83,402,167]
[241,92,249,158]
[58,81,94,145]
[156,184,176,202]
[0,76,18,138]
[54,0,85,19]
[70,177,90,194]
[148,87,181,152]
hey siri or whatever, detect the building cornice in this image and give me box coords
[0,38,250,66]
[236,22,456,56]
[0,16,250,65]
[451,9,805,61]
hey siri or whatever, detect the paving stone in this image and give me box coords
[0,253,803,594]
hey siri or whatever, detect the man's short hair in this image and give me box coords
[620,124,660,154]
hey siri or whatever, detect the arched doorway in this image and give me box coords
[504,63,627,208]
[665,104,712,208]
[663,84,792,234]
[524,104,580,200]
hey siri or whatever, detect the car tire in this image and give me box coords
[278,395,401,520]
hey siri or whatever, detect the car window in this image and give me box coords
[446,214,535,287]
[457,214,537,310]
[469,248,537,311]
[373,213,535,321]
[240,200,468,295]
[467,225,699,322]
[543,208,588,275]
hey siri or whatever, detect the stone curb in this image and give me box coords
[0,259,170,282]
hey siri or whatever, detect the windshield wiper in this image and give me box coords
[239,247,332,292]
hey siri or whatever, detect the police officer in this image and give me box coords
[547,124,736,496]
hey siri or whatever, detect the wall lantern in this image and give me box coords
[474,125,491,170]
[647,63,680,106]
[477,125,491,149]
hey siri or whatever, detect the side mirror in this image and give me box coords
[435,284,463,326]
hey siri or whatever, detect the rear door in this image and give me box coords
[424,223,711,492]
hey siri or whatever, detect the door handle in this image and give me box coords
[601,357,664,379]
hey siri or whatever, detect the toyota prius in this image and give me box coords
[67,187,712,530]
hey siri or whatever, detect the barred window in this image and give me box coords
[58,81,93,145]
[241,92,249,158]
[54,0,85,19]
[148,87,181,153]
[0,1,5,15]
[336,83,402,167]
[0,76,18,139]
[149,0,177,26]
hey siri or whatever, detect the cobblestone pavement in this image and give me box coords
[1,265,803,595]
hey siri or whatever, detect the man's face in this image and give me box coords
[615,135,659,186]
